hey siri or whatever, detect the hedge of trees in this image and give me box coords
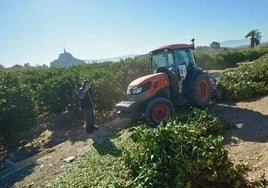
[218,53,268,101]
[0,58,150,142]
[194,46,268,70]
[1,46,268,142]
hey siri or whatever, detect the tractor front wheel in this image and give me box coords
[145,97,175,127]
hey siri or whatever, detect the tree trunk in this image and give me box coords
[250,37,255,48]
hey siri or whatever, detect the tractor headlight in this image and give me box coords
[131,87,143,95]
[127,82,152,95]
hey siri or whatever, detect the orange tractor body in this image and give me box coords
[116,39,212,126]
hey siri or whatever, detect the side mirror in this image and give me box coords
[191,38,195,50]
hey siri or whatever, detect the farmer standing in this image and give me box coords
[78,80,98,133]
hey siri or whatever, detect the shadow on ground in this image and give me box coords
[209,103,268,144]
[92,136,122,157]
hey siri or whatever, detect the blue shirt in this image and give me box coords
[78,87,93,110]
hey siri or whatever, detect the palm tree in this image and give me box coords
[245,29,262,48]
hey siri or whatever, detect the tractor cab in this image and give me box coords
[149,43,197,105]
[150,43,196,77]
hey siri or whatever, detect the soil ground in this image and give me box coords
[0,96,267,188]
[212,96,268,182]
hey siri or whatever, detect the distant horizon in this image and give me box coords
[2,38,266,67]
[4,39,268,68]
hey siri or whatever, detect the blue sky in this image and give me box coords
[0,0,268,68]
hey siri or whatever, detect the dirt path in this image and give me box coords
[213,96,268,181]
[0,96,267,187]
[0,116,130,188]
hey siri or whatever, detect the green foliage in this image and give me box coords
[245,29,262,49]
[218,54,268,101]
[194,46,268,70]
[98,57,150,97]
[0,72,37,142]
[71,57,149,110]
[43,129,134,187]
[123,109,263,187]
[38,68,80,113]
[42,109,266,187]
[0,57,149,142]
[194,52,226,70]
[88,68,122,111]
[210,41,221,49]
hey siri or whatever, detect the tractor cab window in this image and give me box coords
[174,49,195,69]
[151,50,175,73]
[167,52,175,72]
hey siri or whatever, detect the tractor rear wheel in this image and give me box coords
[187,72,212,108]
[145,97,175,127]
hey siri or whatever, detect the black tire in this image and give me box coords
[187,72,212,108]
[145,97,175,127]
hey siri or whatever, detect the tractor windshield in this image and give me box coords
[151,50,175,73]
[173,48,196,68]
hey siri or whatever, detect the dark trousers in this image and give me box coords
[82,107,95,131]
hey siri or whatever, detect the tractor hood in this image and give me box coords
[127,72,170,103]
[128,72,169,88]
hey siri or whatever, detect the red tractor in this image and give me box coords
[115,39,212,126]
